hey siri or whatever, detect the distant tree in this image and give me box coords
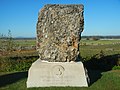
[86,38,90,40]
[92,37,100,41]
[0,30,15,55]
[6,30,15,52]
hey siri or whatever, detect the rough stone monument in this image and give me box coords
[27,4,88,87]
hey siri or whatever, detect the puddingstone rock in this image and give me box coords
[36,4,84,62]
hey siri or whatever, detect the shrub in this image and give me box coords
[112,66,120,70]
[0,55,38,72]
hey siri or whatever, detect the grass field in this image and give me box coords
[0,70,120,90]
[0,39,120,90]
[13,39,120,46]
[14,40,36,46]
[81,39,120,45]
[7,39,120,57]
[80,43,120,58]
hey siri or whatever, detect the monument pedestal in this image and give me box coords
[27,59,88,88]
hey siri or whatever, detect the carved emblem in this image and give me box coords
[52,65,65,77]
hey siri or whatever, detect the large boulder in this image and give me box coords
[36,4,84,62]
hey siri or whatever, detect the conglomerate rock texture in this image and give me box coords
[36,4,84,62]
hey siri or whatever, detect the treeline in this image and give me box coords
[1,36,120,40]
[13,36,120,40]
[82,36,120,39]
[13,37,36,40]
[0,37,36,40]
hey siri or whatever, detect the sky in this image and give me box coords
[0,0,120,37]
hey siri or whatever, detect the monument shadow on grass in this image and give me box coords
[0,71,27,87]
[83,54,120,86]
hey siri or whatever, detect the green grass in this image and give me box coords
[0,70,120,90]
[80,43,120,59]
[81,39,120,45]
[14,39,120,47]
[14,40,36,46]
[12,39,120,58]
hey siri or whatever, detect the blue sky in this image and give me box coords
[0,0,120,37]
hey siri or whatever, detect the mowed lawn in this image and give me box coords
[0,70,120,90]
